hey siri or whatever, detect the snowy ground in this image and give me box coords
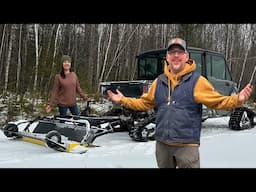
[0,116,256,168]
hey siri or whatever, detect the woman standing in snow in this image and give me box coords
[45,55,88,116]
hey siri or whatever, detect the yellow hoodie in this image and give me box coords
[120,59,242,111]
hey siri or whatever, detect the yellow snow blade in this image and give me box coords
[20,135,97,153]
[66,143,99,153]
[22,136,45,146]
[21,136,89,153]
[67,143,86,152]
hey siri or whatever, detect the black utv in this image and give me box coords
[99,47,255,141]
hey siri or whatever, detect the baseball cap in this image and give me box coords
[167,38,187,52]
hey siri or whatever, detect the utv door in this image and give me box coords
[190,51,237,95]
[206,53,237,95]
[190,51,238,116]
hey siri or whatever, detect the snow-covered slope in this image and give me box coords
[0,116,256,168]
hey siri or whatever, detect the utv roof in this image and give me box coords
[136,47,224,58]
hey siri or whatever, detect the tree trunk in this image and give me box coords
[228,25,235,72]
[130,25,142,80]
[225,24,230,60]
[0,24,6,85]
[33,24,39,93]
[96,24,104,88]
[47,24,61,91]
[98,24,113,92]
[41,24,56,96]
[238,24,252,89]
[4,24,14,94]
[16,24,22,93]
[249,65,256,84]
[105,24,126,81]
[105,24,139,81]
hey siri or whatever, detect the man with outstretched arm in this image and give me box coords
[107,37,253,168]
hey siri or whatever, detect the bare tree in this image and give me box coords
[96,24,104,87]
[4,24,14,93]
[130,25,143,80]
[71,25,79,72]
[162,24,168,48]
[238,24,252,89]
[16,24,22,93]
[105,24,139,81]
[98,24,113,92]
[85,24,98,93]
[228,25,235,72]
[0,24,6,82]
[249,64,256,84]
[225,24,230,60]
[47,24,61,91]
[104,24,126,81]
[1,23,256,104]
[33,24,39,92]
[39,25,56,96]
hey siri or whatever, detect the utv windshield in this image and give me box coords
[137,48,231,81]
[137,51,201,80]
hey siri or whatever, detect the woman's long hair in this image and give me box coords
[60,65,72,79]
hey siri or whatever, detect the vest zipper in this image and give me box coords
[168,78,171,105]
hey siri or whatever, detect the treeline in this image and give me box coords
[0,24,256,101]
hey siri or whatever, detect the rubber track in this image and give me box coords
[229,107,255,130]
